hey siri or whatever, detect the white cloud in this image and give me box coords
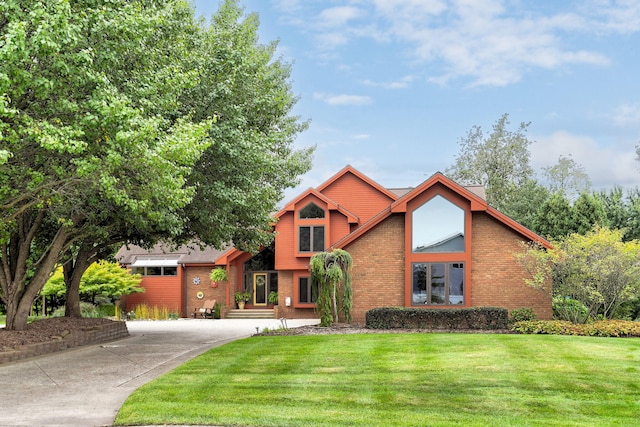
[313,92,373,106]
[531,131,640,190]
[363,75,415,89]
[282,0,629,87]
[317,6,363,28]
[612,103,640,127]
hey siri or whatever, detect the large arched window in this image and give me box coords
[412,195,464,253]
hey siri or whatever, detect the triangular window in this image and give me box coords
[299,202,325,219]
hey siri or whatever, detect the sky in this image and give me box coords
[193,0,640,203]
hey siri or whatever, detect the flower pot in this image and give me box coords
[238,301,245,310]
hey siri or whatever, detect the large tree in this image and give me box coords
[0,0,312,329]
[542,155,591,202]
[446,113,534,211]
[0,1,199,329]
[176,1,312,252]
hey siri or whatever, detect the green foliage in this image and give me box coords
[509,307,537,323]
[310,250,353,326]
[0,0,311,330]
[51,302,101,318]
[552,296,589,323]
[446,113,534,212]
[42,261,143,303]
[532,192,574,239]
[519,227,640,322]
[176,0,313,252]
[234,291,251,303]
[267,291,278,305]
[572,192,607,234]
[595,186,640,241]
[209,268,228,283]
[501,178,550,231]
[511,319,640,337]
[365,307,509,330]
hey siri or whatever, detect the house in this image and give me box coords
[118,165,552,321]
[116,243,226,317]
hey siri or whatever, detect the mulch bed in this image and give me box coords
[0,317,114,351]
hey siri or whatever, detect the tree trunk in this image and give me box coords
[0,216,72,330]
[63,241,113,317]
[331,281,338,323]
[63,252,89,318]
[4,295,32,331]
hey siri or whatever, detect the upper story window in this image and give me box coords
[299,202,325,219]
[412,195,465,253]
[299,226,325,252]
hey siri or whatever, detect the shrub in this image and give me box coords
[511,320,640,337]
[614,297,640,321]
[553,296,589,323]
[51,302,102,318]
[510,307,537,323]
[365,307,508,330]
[131,304,180,320]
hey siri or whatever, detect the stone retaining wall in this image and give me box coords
[0,321,129,365]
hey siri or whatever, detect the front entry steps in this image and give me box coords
[226,309,274,319]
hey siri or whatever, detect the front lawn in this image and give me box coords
[115,333,640,426]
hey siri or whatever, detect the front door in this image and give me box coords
[253,273,267,306]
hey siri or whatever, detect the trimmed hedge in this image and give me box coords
[511,320,640,337]
[365,307,509,330]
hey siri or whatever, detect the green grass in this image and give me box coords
[115,333,640,426]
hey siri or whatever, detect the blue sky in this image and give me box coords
[193,0,640,202]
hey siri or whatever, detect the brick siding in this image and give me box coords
[344,214,405,323]
[471,212,552,319]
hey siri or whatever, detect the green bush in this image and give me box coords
[510,307,537,323]
[614,297,640,321]
[511,320,640,337]
[365,307,509,330]
[51,302,102,318]
[553,296,589,323]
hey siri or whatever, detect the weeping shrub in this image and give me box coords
[310,249,353,327]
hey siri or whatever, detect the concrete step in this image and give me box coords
[226,309,274,319]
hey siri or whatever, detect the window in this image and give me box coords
[412,195,464,253]
[299,225,325,252]
[300,202,325,219]
[412,263,464,305]
[131,266,178,276]
[298,276,317,304]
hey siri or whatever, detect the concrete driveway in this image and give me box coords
[0,318,318,427]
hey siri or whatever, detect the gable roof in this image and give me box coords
[332,172,551,250]
[316,164,400,201]
[117,242,226,266]
[277,187,359,224]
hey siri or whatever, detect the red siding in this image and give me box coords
[125,271,183,315]
[321,171,395,224]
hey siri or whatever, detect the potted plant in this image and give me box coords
[234,291,251,309]
[209,268,228,288]
[268,291,278,305]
